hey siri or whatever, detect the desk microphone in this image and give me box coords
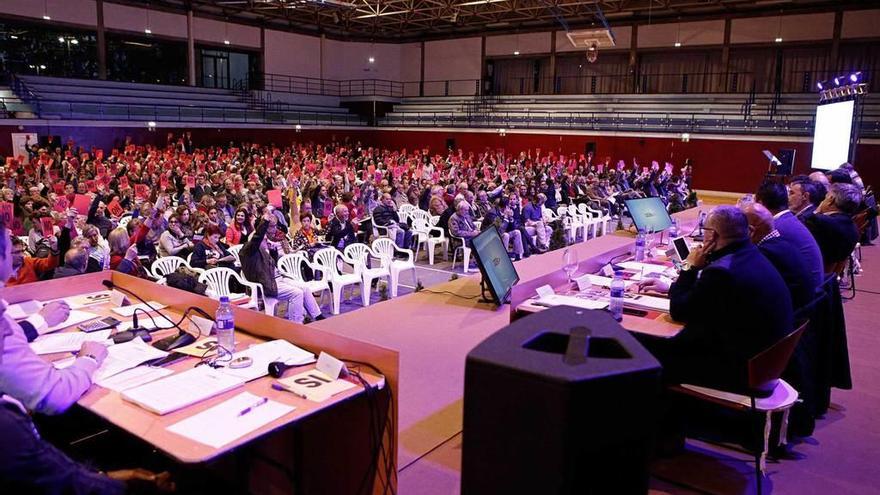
[112,309,152,344]
[102,279,185,347]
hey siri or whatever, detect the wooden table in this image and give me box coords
[1,271,399,495]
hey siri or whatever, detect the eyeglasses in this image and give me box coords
[168,221,178,225]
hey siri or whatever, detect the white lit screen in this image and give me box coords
[811,100,854,171]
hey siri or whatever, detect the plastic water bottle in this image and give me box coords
[634,228,646,262]
[669,218,679,238]
[609,270,625,322]
[215,296,235,354]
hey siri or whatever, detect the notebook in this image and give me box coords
[122,366,246,415]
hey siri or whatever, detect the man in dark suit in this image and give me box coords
[756,181,824,291]
[787,177,820,221]
[805,183,862,273]
[327,204,357,249]
[636,206,793,392]
[742,203,817,310]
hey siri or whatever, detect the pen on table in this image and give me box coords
[272,382,309,400]
[238,396,269,416]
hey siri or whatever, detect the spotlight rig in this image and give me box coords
[817,72,868,102]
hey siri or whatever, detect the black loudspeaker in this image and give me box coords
[462,306,662,495]
[446,138,456,151]
[585,142,596,155]
[777,149,796,176]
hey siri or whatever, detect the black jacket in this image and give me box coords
[661,241,793,392]
[805,212,859,270]
[758,235,818,311]
[239,220,279,297]
[371,204,400,227]
[327,218,356,249]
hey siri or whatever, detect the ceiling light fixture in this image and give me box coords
[458,0,505,6]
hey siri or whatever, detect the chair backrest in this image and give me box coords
[118,215,132,229]
[277,252,308,282]
[198,267,238,297]
[151,256,185,279]
[410,209,432,225]
[399,204,416,215]
[343,243,371,275]
[576,203,593,218]
[748,320,809,395]
[371,237,396,265]
[556,206,568,217]
[312,247,342,280]
[227,244,243,261]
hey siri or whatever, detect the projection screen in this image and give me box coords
[810,100,855,171]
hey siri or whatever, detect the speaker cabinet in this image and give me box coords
[462,306,662,495]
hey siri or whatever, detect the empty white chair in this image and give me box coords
[372,237,416,298]
[312,247,363,315]
[198,267,270,314]
[576,203,599,239]
[585,202,612,236]
[276,252,330,302]
[344,243,388,307]
[411,217,448,265]
[450,233,472,274]
[556,206,580,244]
[150,256,185,280]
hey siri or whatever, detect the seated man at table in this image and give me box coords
[0,221,173,493]
[636,206,793,392]
[741,203,817,311]
[804,182,862,273]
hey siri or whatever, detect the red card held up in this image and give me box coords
[40,217,54,237]
[107,198,125,218]
[85,180,96,193]
[159,175,169,189]
[53,182,65,195]
[267,189,282,208]
[185,176,196,188]
[53,197,69,213]
[0,202,13,223]
[134,184,149,200]
[72,194,92,214]
[118,176,129,189]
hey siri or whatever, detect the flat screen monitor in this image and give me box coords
[811,100,855,171]
[624,197,673,233]
[471,228,519,305]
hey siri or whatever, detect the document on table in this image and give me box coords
[43,311,101,334]
[122,366,246,415]
[617,261,675,281]
[7,300,43,320]
[622,292,671,313]
[30,329,113,355]
[220,339,315,382]
[166,392,295,448]
[62,291,112,309]
[535,293,609,311]
[574,274,637,291]
[94,337,169,382]
[95,365,174,392]
[110,302,168,317]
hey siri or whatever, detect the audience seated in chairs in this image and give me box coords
[190,225,237,270]
[804,183,862,274]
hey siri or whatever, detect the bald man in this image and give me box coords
[636,206,793,392]
[742,203,817,310]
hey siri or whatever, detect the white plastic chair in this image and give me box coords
[227,244,243,266]
[150,256,185,280]
[344,243,388,307]
[184,253,206,274]
[411,217,448,265]
[584,201,612,236]
[276,252,330,302]
[312,247,363,315]
[450,233,472,274]
[117,215,132,229]
[556,206,580,244]
[399,204,416,216]
[576,203,600,239]
[198,267,272,315]
[372,237,416,298]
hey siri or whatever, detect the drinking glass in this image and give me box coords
[562,248,579,284]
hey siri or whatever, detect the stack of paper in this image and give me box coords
[43,311,101,334]
[623,293,671,312]
[535,294,609,311]
[94,337,169,382]
[122,366,245,415]
[95,366,174,392]
[6,300,43,320]
[166,392,294,448]
[30,329,113,355]
[220,340,315,382]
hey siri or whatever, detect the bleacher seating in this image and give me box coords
[0,86,36,118]
[13,75,365,126]
[381,93,880,137]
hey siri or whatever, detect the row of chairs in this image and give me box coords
[149,238,417,317]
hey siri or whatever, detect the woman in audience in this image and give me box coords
[175,205,195,240]
[191,225,237,270]
[225,207,252,245]
[157,214,194,258]
[290,214,323,254]
[108,227,146,277]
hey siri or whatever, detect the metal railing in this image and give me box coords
[379,109,880,138]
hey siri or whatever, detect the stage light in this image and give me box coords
[42,15,51,20]
[775,37,783,43]
[10,35,18,39]
[850,72,861,83]
[39,65,46,69]
[147,121,156,128]
[817,81,824,90]
[70,39,78,45]
[674,42,681,47]
[144,29,152,34]
[513,50,520,55]
[295,124,302,131]
[681,133,690,142]
[224,40,230,45]
[834,77,841,86]
[58,37,64,43]
[368,56,375,63]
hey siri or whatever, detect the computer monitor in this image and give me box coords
[624,197,673,233]
[471,228,520,306]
